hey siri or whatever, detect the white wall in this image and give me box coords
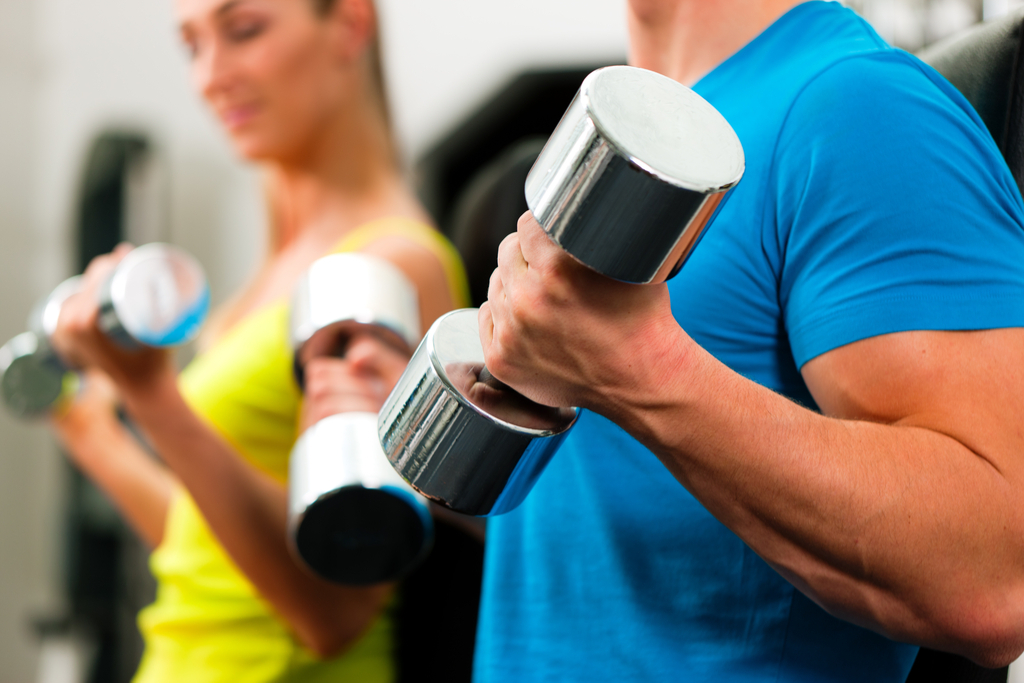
[380,0,628,159]
[0,2,65,682]
[0,1,627,680]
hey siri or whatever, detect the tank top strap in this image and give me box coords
[330,218,471,308]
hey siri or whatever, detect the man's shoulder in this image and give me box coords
[704,8,983,173]
[806,49,960,102]
[761,45,1004,201]
[781,48,981,144]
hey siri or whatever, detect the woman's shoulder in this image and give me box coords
[332,217,471,310]
[332,216,450,255]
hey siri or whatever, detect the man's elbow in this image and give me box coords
[952,631,1022,669]
[935,597,1024,668]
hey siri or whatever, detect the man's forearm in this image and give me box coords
[599,327,1024,664]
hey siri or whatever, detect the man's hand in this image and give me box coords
[51,243,173,393]
[446,362,575,431]
[478,211,680,411]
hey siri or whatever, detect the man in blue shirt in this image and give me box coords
[475,1,1024,681]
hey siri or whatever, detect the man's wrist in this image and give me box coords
[595,316,702,434]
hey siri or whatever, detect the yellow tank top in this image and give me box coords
[133,219,470,683]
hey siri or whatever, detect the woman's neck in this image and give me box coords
[265,96,421,252]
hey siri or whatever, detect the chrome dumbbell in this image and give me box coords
[288,253,433,585]
[378,65,745,516]
[0,243,209,419]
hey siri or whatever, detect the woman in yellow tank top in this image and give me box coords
[47,1,469,681]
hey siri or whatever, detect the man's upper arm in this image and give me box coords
[802,328,1024,477]
[773,54,1024,372]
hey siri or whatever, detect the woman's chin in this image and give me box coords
[227,136,280,163]
[227,133,308,165]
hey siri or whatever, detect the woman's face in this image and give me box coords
[176,0,358,161]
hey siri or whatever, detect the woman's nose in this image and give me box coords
[195,40,235,104]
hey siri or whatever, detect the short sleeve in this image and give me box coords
[775,52,1024,368]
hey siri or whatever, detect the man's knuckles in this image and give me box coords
[487,269,504,303]
[490,315,518,357]
[496,232,521,267]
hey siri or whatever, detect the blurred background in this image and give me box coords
[0,0,1018,681]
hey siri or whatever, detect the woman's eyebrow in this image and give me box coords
[178,0,245,35]
[216,0,246,18]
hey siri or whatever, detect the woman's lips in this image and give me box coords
[219,104,259,130]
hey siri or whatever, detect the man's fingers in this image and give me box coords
[478,301,495,356]
[516,211,557,270]
[496,230,528,286]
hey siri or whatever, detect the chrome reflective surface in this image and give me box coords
[290,253,420,367]
[32,276,82,338]
[1,277,83,418]
[379,310,578,516]
[1,245,207,419]
[0,332,76,419]
[526,65,744,284]
[101,243,210,348]
[289,412,432,584]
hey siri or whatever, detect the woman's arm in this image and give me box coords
[120,371,392,658]
[357,234,459,332]
[51,236,458,658]
[50,369,173,548]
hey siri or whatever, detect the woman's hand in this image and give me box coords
[298,330,412,431]
[50,368,121,465]
[51,244,174,395]
[300,357,388,430]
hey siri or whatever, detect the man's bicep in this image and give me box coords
[801,328,1024,470]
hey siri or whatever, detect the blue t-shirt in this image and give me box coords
[475,2,1024,682]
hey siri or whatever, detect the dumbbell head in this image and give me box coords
[379,309,578,516]
[0,332,77,419]
[290,253,420,382]
[526,65,744,284]
[98,243,209,348]
[378,66,744,516]
[288,253,432,584]
[289,412,432,585]
[0,276,83,419]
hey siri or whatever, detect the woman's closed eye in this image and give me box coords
[223,13,268,44]
[180,2,271,61]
